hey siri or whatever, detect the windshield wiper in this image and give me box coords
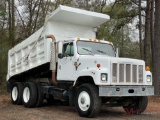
[97,50,107,55]
[82,48,94,55]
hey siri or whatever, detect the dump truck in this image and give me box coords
[7,5,154,117]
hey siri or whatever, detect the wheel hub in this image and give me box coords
[81,97,85,104]
[23,87,30,103]
[12,87,18,101]
[78,91,91,111]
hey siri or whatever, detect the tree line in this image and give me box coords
[0,0,160,95]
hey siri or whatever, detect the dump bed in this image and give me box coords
[7,5,110,81]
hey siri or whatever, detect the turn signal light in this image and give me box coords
[146,66,150,71]
[77,38,80,40]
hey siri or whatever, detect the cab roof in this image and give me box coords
[61,38,113,45]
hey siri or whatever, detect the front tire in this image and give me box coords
[11,82,23,105]
[75,84,101,118]
[23,82,37,108]
[123,96,148,114]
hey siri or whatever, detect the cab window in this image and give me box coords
[63,42,74,56]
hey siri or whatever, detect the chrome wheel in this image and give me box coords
[23,87,30,103]
[12,86,18,101]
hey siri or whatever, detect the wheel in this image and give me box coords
[23,82,37,108]
[75,83,101,118]
[123,96,148,114]
[35,82,44,107]
[11,82,23,105]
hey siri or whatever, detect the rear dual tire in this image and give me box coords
[23,82,44,108]
[11,82,44,108]
[35,82,44,107]
[23,82,37,107]
[11,82,23,105]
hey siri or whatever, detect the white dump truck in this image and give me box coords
[7,5,154,117]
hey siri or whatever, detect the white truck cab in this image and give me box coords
[7,5,154,118]
[57,37,153,94]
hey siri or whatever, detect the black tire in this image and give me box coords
[123,96,148,114]
[11,82,23,105]
[35,83,44,107]
[75,83,101,118]
[23,82,37,108]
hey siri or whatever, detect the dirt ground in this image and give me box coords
[0,94,160,120]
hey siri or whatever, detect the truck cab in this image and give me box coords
[55,37,154,117]
[57,38,152,87]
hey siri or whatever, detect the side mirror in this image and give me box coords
[58,41,63,54]
[57,41,63,59]
[116,48,119,57]
[58,53,64,59]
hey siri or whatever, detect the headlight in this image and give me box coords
[101,73,108,81]
[147,75,151,82]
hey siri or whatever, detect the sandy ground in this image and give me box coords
[0,94,160,120]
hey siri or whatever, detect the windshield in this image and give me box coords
[77,41,115,57]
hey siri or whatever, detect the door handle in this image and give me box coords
[58,65,61,70]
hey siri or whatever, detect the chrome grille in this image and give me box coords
[139,65,143,83]
[119,64,124,82]
[132,65,137,83]
[126,64,131,82]
[112,63,117,82]
[112,63,144,84]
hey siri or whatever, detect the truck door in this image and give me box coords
[57,42,75,81]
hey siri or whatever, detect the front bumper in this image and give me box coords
[99,86,154,97]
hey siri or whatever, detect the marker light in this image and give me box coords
[77,38,80,40]
[97,64,100,68]
[146,66,150,71]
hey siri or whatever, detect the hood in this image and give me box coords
[77,55,147,86]
[79,55,145,66]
